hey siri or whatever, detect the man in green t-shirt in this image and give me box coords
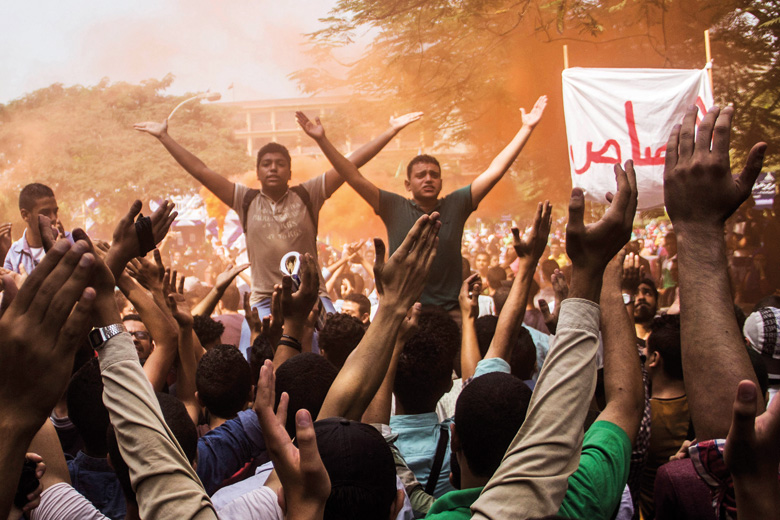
[296,97,547,311]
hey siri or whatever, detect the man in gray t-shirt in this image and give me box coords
[135,114,422,316]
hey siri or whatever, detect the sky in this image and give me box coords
[0,0,356,104]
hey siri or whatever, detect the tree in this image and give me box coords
[294,0,778,212]
[0,75,252,237]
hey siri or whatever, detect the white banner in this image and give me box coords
[562,67,713,210]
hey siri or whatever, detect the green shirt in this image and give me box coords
[377,186,473,310]
[426,487,483,519]
[558,420,632,520]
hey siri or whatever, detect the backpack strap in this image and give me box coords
[425,425,450,496]
[240,188,261,232]
[290,185,318,234]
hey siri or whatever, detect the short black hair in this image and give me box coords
[19,183,54,212]
[486,266,506,289]
[493,287,510,315]
[475,315,499,358]
[638,278,659,299]
[250,335,275,385]
[196,344,251,419]
[257,142,291,170]
[319,313,365,370]
[648,314,683,380]
[107,392,197,505]
[394,310,459,412]
[455,372,532,477]
[67,358,110,455]
[406,154,441,179]
[275,353,337,437]
[193,314,225,347]
[509,327,537,380]
[343,293,371,318]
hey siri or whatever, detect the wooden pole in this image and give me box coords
[563,44,569,69]
[704,29,713,92]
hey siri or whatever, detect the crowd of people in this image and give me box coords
[0,98,777,520]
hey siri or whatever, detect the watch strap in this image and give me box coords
[89,323,127,350]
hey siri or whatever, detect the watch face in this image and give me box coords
[88,328,104,347]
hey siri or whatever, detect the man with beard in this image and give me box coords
[632,278,659,342]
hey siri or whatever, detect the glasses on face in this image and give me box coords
[129,330,151,341]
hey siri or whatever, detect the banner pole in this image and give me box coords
[563,44,569,69]
[704,29,713,91]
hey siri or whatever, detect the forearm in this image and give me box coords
[273,320,306,371]
[176,325,202,426]
[315,134,379,209]
[362,338,404,425]
[486,262,534,361]
[346,125,402,168]
[486,125,533,176]
[97,333,216,518]
[471,299,601,519]
[0,424,36,518]
[157,133,234,207]
[460,316,481,380]
[191,286,222,317]
[733,477,780,520]
[318,303,407,421]
[677,225,763,439]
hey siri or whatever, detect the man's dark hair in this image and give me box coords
[648,314,683,380]
[196,344,251,419]
[455,372,532,478]
[121,314,150,340]
[250,335,275,385]
[343,293,371,318]
[319,313,365,370]
[639,278,659,299]
[509,327,537,380]
[394,310,459,413]
[193,315,225,347]
[256,142,291,170]
[486,266,506,289]
[492,287,510,315]
[19,183,54,212]
[67,358,110,455]
[475,315,498,358]
[275,353,338,437]
[753,295,780,313]
[406,154,441,179]
[107,392,197,505]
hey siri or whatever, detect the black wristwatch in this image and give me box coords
[89,324,127,350]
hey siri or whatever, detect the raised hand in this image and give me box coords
[566,160,638,301]
[281,254,320,323]
[133,119,169,138]
[539,268,568,335]
[621,252,645,296]
[511,201,553,269]
[373,212,440,309]
[214,263,250,292]
[295,112,325,141]
[0,222,12,255]
[126,249,165,293]
[398,301,422,345]
[664,105,768,228]
[37,215,57,252]
[254,360,330,519]
[459,273,481,320]
[389,112,424,131]
[520,95,548,128]
[167,289,194,329]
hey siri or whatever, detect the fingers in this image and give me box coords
[567,188,586,234]
[38,216,56,252]
[677,105,699,159]
[0,274,18,317]
[396,214,430,258]
[281,275,294,305]
[511,227,521,249]
[243,291,251,314]
[373,238,386,295]
[727,380,758,450]
[276,391,289,429]
[539,299,552,320]
[417,212,441,267]
[694,106,721,156]
[43,251,96,329]
[711,105,734,156]
[177,274,185,294]
[21,241,89,321]
[53,287,97,357]
[121,200,144,229]
[294,409,323,471]
[153,249,165,274]
[736,142,768,201]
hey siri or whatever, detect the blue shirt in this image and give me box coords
[67,451,126,519]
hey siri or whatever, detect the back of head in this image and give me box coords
[107,392,198,505]
[455,373,532,477]
[509,327,537,381]
[19,182,54,212]
[753,296,780,313]
[493,287,510,315]
[67,358,110,455]
[196,344,251,419]
[486,266,506,289]
[319,313,365,370]
[275,353,338,437]
[406,154,440,179]
[256,142,291,170]
[193,314,225,348]
[395,309,459,413]
[314,418,397,520]
[475,315,499,358]
[647,314,683,380]
[250,335,275,385]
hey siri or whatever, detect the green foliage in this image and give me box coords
[0,75,251,234]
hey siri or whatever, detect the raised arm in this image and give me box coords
[134,119,235,207]
[485,202,552,363]
[459,273,482,380]
[317,213,440,421]
[191,263,250,317]
[596,251,645,446]
[470,96,547,209]
[663,105,767,440]
[472,161,637,519]
[273,254,319,371]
